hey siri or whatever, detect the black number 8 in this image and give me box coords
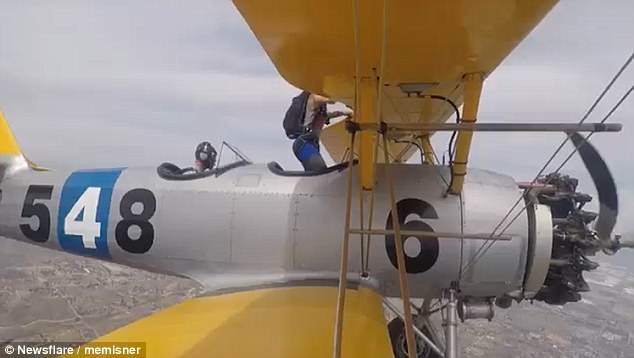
[115,188,156,254]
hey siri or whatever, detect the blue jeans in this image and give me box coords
[293,134,327,172]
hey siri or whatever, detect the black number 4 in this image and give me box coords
[20,185,53,243]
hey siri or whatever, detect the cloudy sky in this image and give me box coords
[0,1,632,230]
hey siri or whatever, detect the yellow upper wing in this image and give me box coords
[71,286,392,358]
[234,0,557,161]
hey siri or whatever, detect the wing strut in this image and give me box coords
[333,0,419,356]
[380,128,418,358]
[420,135,437,164]
[334,121,420,358]
[333,131,358,358]
[449,73,483,194]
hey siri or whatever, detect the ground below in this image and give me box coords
[1,239,633,357]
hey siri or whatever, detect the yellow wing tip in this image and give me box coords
[0,110,22,156]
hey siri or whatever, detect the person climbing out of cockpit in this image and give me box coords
[283,91,351,171]
[194,141,217,173]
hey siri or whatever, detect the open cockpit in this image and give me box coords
[157,141,252,181]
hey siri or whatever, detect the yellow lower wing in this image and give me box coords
[72,286,392,358]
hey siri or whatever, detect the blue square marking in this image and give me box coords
[57,169,124,258]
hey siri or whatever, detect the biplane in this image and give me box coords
[0,1,631,357]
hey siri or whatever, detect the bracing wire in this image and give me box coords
[496,85,633,236]
[490,51,633,238]
[461,51,634,275]
[552,85,633,174]
[463,86,632,275]
[465,85,633,275]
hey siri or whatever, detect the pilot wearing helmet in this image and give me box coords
[194,141,217,173]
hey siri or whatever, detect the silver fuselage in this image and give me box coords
[0,162,545,300]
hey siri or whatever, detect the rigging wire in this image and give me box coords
[421,137,451,187]
[420,95,461,124]
[417,95,462,159]
[412,94,461,188]
[461,51,634,275]
[428,138,443,165]
[495,85,633,235]
[379,84,453,187]
[393,135,450,187]
[552,85,633,174]
[462,86,632,275]
[489,51,633,238]
[390,95,459,163]
[393,139,424,163]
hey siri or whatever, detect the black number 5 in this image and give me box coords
[115,189,156,254]
[20,185,53,243]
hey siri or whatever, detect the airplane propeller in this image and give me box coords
[568,132,620,252]
[610,234,634,251]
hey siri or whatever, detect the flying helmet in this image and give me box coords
[195,141,217,172]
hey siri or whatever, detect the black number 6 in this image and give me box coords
[385,198,440,274]
[115,189,156,254]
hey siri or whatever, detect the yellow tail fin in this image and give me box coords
[0,111,22,156]
[0,111,43,175]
